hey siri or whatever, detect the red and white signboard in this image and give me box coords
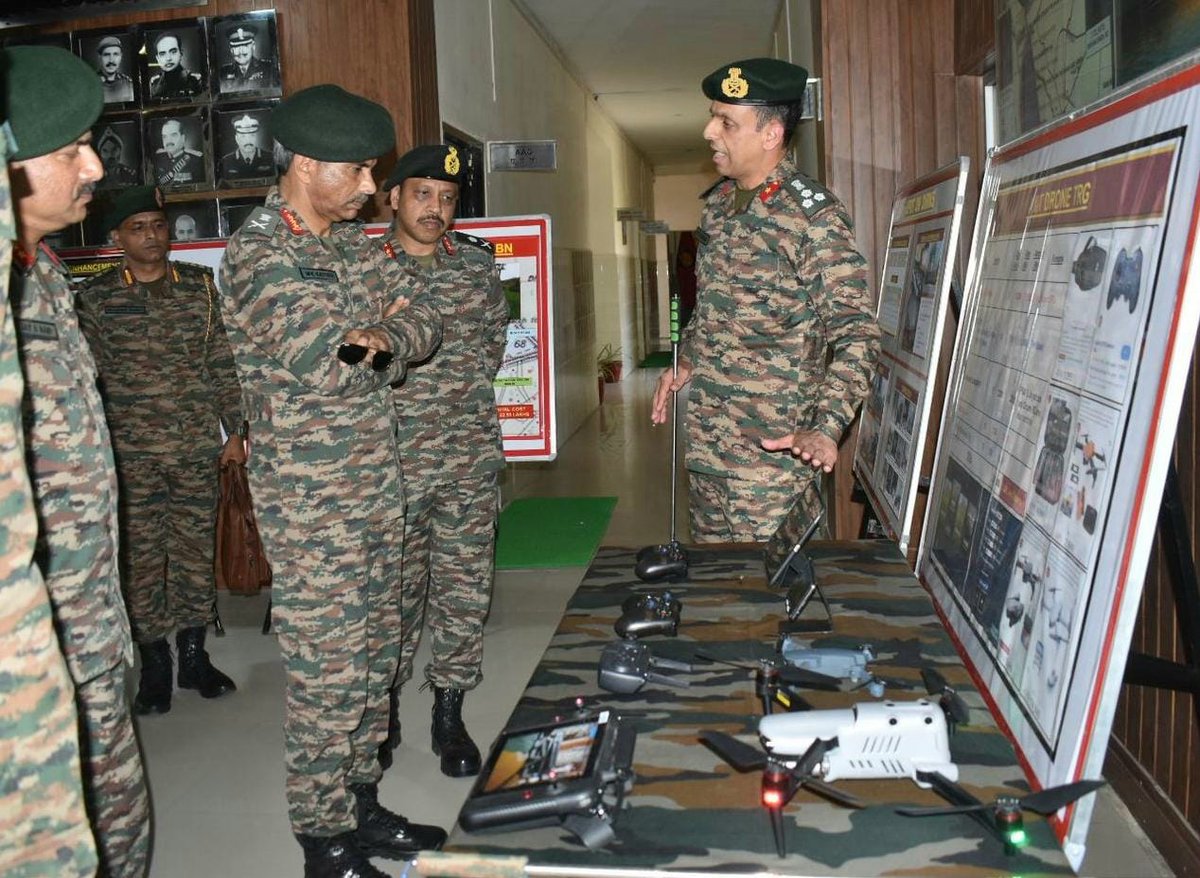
[917,60,1200,867]
[61,213,557,461]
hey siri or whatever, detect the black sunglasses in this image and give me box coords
[337,343,394,372]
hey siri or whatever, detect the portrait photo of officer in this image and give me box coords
[141,22,208,103]
[214,105,276,188]
[75,29,137,105]
[164,200,219,242]
[92,115,143,190]
[211,13,281,99]
[146,108,212,192]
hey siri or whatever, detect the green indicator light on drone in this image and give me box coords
[1006,827,1028,847]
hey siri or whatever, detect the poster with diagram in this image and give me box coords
[916,61,1200,869]
[59,213,557,461]
[855,159,969,553]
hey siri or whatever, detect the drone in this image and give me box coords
[777,640,884,696]
[699,668,971,857]
[696,651,841,715]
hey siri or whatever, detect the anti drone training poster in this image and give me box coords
[916,54,1200,868]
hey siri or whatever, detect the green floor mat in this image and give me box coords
[639,350,673,369]
[495,496,617,568]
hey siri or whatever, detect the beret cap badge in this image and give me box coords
[721,67,750,99]
[444,146,460,175]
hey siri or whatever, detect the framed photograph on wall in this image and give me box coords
[92,114,143,190]
[218,196,265,237]
[139,19,209,105]
[210,11,281,100]
[164,199,220,242]
[82,191,118,246]
[213,101,276,188]
[74,27,139,107]
[144,106,212,193]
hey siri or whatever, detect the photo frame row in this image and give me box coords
[7,10,281,109]
[92,101,277,194]
[47,195,265,250]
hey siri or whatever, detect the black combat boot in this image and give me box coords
[377,687,402,771]
[431,685,481,777]
[349,782,447,859]
[176,626,237,698]
[295,832,387,878]
[134,640,173,715]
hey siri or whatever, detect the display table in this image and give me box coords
[419,541,1075,877]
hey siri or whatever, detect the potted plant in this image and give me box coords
[597,343,623,383]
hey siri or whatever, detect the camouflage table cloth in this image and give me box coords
[433,541,1075,877]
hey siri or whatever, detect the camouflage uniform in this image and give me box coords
[219,188,441,835]
[0,135,98,878]
[77,261,242,643]
[682,155,880,549]
[386,232,508,691]
[11,243,150,877]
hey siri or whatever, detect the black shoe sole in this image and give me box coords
[439,756,480,778]
[133,701,171,715]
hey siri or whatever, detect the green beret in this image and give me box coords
[103,185,164,233]
[701,57,809,106]
[382,144,462,191]
[271,84,395,162]
[4,46,104,161]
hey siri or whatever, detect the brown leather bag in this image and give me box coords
[215,425,272,595]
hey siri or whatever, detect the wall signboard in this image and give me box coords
[855,159,970,554]
[60,213,558,462]
[916,57,1200,868]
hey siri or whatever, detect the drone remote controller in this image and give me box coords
[614,591,682,638]
[597,640,692,694]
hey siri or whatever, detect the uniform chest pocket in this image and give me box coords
[99,304,151,349]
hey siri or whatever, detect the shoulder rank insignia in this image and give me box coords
[785,176,834,218]
[241,207,281,237]
[452,231,495,254]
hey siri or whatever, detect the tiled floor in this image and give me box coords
[137,368,1171,876]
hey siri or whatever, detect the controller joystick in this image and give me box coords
[614,590,682,638]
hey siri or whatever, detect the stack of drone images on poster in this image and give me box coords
[15,10,282,247]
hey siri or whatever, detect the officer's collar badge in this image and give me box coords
[722,67,749,99]
[442,234,456,256]
[279,207,306,236]
[444,146,460,176]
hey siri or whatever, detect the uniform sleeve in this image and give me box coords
[200,271,244,431]
[221,236,438,398]
[74,288,103,364]
[792,206,881,442]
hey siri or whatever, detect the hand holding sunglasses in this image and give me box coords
[337,342,395,372]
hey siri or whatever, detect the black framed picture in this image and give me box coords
[218,196,265,237]
[74,27,139,107]
[92,114,143,190]
[210,11,281,100]
[44,223,83,252]
[82,191,119,246]
[213,102,276,189]
[164,199,220,242]
[144,107,212,193]
[139,19,209,104]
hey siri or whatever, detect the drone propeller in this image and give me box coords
[921,666,970,727]
[699,730,767,772]
[897,778,1106,818]
[697,651,841,690]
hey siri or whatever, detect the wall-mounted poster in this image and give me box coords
[140,19,209,104]
[854,159,970,556]
[93,114,143,189]
[74,27,139,106]
[144,107,212,193]
[164,199,219,241]
[213,102,276,188]
[916,59,1200,868]
[210,11,281,100]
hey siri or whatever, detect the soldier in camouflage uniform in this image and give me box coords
[219,84,447,877]
[651,57,880,570]
[377,145,509,779]
[6,46,150,878]
[0,91,99,878]
[78,185,242,716]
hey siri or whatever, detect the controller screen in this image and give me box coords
[480,715,606,793]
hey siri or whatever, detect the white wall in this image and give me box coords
[435,0,655,454]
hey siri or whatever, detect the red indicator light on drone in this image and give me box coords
[762,787,785,808]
